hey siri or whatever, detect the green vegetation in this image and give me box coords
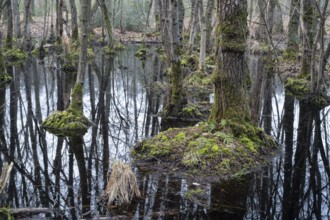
[285,77,310,99]
[0,74,12,85]
[4,48,28,65]
[42,84,91,137]
[42,109,91,137]
[0,207,14,220]
[134,44,149,60]
[103,42,126,56]
[132,120,277,178]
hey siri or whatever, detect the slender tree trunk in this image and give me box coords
[11,0,20,39]
[165,0,185,117]
[6,1,13,49]
[69,0,78,41]
[98,0,114,48]
[23,0,32,50]
[300,0,315,77]
[281,94,295,220]
[205,0,214,52]
[198,0,206,70]
[188,0,199,50]
[290,101,313,219]
[286,0,300,56]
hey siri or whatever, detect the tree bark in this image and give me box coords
[98,0,114,48]
[69,0,78,41]
[198,0,206,70]
[210,0,250,122]
[286,0,300,55]
[166,0,185,117]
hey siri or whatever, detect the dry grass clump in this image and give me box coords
[99,162,141,206]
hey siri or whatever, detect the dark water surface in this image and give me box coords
[0,44,330,219]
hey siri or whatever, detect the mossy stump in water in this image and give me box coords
[285,77,330,110]
[4,48,28,65]
[42,83,91,137]
[132,120,278,179]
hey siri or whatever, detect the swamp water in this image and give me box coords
[0,44,329,219]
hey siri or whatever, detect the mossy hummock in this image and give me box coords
[0,74,12,85]
[132,120,278,178]
[4,48,28,65]
[42,109,91,137]
[42,83,91,137]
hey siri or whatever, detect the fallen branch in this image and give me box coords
[10,207,52,216]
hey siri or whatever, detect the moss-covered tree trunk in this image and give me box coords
[210,0,250,123]
[162,0,185,118]
[300,0,315,77]
[165,0,185,117]
[6,1,13,49]
[285,0,300,57]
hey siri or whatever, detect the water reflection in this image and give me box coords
[0,44,330,219]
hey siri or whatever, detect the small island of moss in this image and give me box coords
[132,120,278,179]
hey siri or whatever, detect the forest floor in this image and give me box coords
[26,16,159,43]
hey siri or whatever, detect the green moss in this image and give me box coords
[4,48,28,65]
[176,132,186,141]
[69,83,84,112]
[186,70,212,88]
[103,42,125,56]
[134,44,149,60]
[285,77,310,99]
[87,48,95,59]
[180,54,198,71]
[240,135,258,153]
[133,120,278,178]
[205,54,215,65]
[303,93,330,110]
[42,109,91,137]
[185,188,206,203]
[0,207,14,220]
[42,83,91,137]
[0,74,12,85]
[181,104,203,118]
[282,49,300,61]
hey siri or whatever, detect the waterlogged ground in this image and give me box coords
[1,44,330,219]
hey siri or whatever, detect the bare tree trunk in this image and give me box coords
[198,0,206,70]
[205,0,214,52]
[23,0,32,50]
[273,0,284,34]
[188,0,199,50]
[56,0,64,42]
[286,0,300,56]
[11,0,20,39]
[6,1,13,49]
[281,93,295,220]
[98,0,114,48]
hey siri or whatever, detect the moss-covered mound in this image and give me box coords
[285,77,310,99]
[134,44,149,60]
[4,48,28,65]
[42,109,91,137]
[132,120,278,178]
[0,74,12,85]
